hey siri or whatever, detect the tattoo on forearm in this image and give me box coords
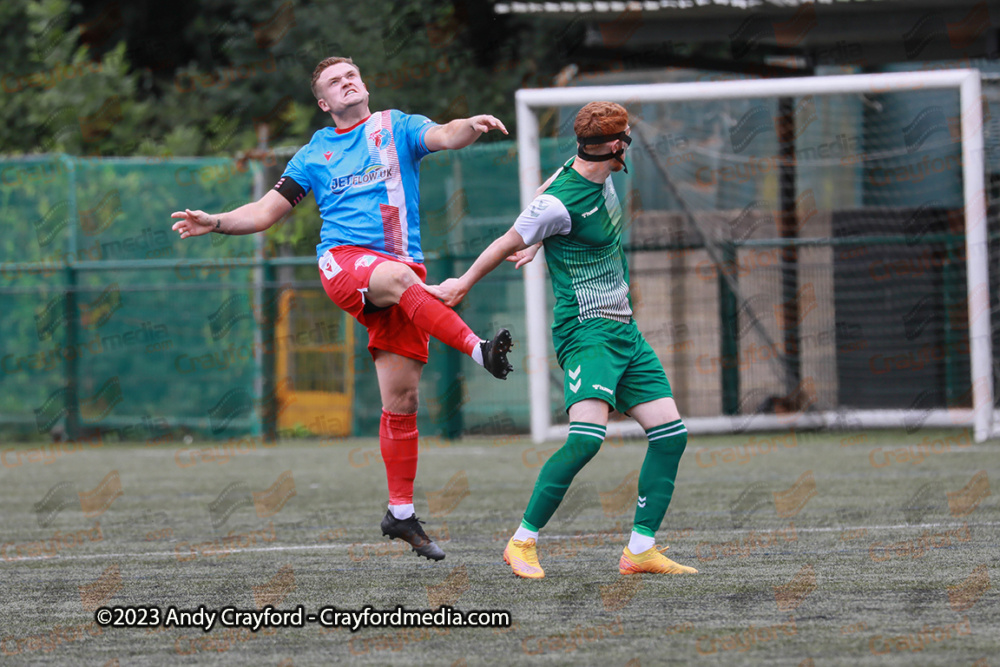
[214,217,226,234]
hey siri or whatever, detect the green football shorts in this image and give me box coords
[553,318,673,413]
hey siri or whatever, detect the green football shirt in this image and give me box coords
[514,157,632,331]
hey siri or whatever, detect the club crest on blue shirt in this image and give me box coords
[369,128,389,150]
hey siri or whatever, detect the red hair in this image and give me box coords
[573,101,628,139]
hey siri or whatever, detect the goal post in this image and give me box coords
[516,69,993,444]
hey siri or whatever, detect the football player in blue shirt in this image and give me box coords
[171,56,512,561]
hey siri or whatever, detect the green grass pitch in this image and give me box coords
[0,428,996,665]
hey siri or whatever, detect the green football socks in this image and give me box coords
[633,420,688,537]
[522,422,607,530]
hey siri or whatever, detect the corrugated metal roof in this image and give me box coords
[494,0,887,13]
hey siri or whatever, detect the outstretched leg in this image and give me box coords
[368,261,513,379]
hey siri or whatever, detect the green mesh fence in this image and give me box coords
[0,143,570,443]
[0,156,259,442]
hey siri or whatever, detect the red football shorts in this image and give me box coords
[317,245,430,363]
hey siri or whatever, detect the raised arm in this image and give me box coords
[425,184,573,306]
[170,189,292,239]
[424,114,508,151]
[422,227,530,307]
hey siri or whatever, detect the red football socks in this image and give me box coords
[379,409,419,505]
[398,284,480,355]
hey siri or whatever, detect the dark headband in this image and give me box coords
[577,132,632,146]
[576,130,632,172]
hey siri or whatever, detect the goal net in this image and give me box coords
[516,69,994,443]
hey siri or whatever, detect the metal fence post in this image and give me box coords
[440,250,463,440]
[719,241,739,415]
[64,264,80,440]
[262,259,278,442]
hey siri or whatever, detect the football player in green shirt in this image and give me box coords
[424,101,696,578]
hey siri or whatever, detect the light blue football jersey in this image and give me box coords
[280,109,436,262]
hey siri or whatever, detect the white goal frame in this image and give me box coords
[516,69,994,443]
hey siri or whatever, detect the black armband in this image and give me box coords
[273,176,307,206]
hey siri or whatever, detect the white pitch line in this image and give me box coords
[0,542,363,564]
[4,520,997,565]
[774,520,1000,534]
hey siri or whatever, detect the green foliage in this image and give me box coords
[2,0,569,160]
[2,0,570,255]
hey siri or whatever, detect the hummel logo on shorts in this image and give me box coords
[568,365,582,393]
